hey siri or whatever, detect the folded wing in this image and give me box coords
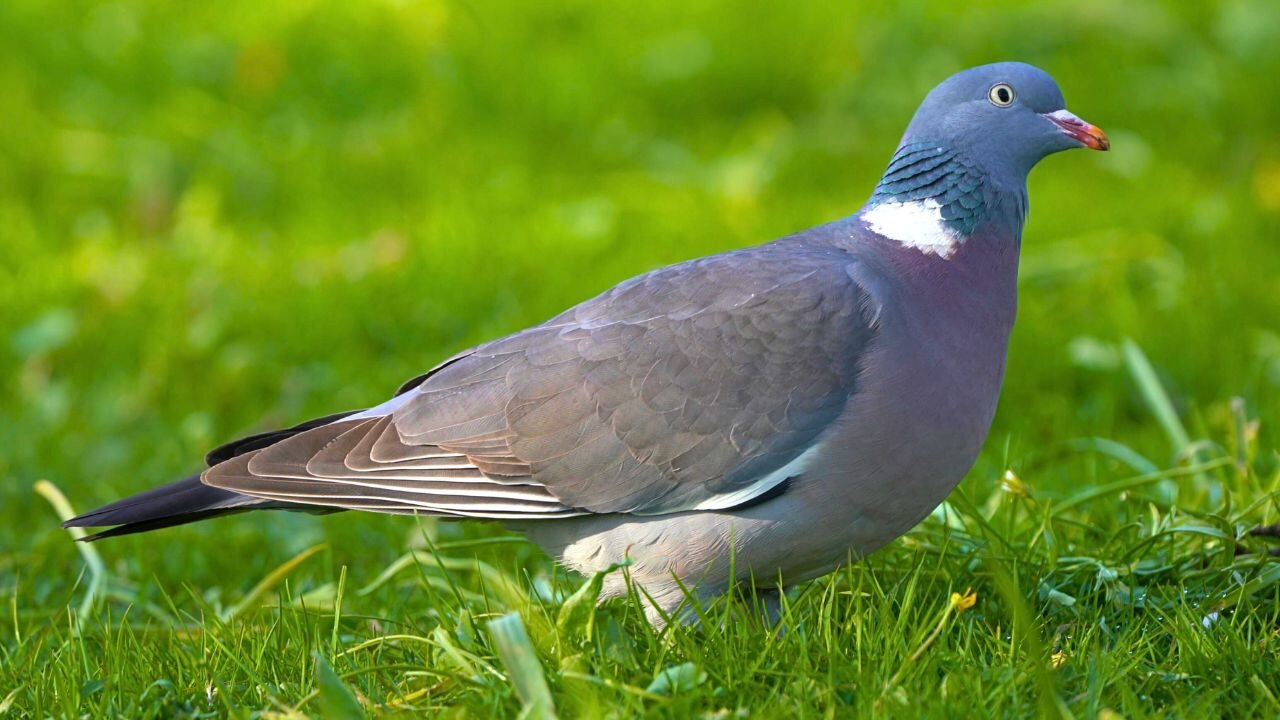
[204,240,879,518]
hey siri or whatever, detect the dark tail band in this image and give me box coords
[63,474,264,541]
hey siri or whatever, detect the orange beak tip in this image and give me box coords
[1045,109,1110,151]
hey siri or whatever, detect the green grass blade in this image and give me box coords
[1123,339,1190,453]
[487,613,556,719]
[313,652,365,720]
[556,560,627,642]
[220,543,327,622]
[646,662,706,696]
[331,564,347,655]
[34,480,106,624]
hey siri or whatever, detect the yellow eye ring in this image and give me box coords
[988,83,1015,107]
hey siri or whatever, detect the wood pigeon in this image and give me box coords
[65,62,1108,625]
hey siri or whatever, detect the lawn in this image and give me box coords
[2,0,1279,717]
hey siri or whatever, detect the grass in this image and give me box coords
[3,0,1280,716]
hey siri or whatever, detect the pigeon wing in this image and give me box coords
[204,239,880,517]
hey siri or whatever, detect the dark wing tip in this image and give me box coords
[57,475,262,539]
[71,508,250,541]
[62,507,120,528]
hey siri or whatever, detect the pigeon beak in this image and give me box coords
[1043,109,1110,151]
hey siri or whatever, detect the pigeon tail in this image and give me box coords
[65,409,374,540]
[62,474,281,541]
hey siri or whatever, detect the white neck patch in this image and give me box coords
[861,198,964,259]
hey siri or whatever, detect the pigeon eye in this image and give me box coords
[988,83,1015,107]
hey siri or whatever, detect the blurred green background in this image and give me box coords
[2,0,1279,713]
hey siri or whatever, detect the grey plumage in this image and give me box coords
[64,61,1108,624]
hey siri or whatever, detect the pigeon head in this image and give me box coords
[901,62,1108,179]
[864,62,1107,254]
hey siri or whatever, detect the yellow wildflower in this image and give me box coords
[1000,469,1029,498]
[950,588,977,614]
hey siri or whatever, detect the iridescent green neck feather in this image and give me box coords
[868,143,990,236]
